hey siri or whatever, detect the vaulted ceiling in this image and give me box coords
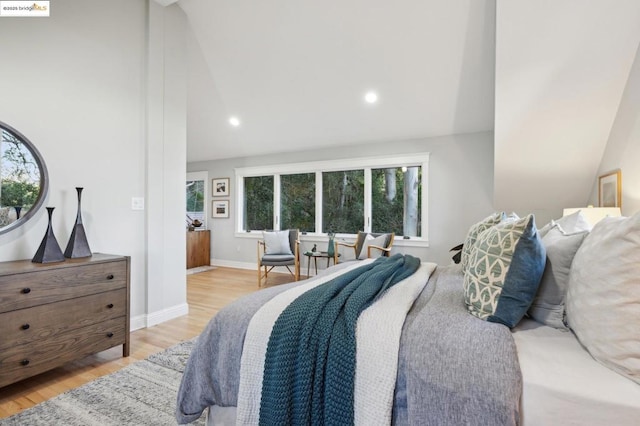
[169,0,640,212]
[179,0,496,162]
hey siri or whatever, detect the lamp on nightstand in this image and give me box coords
[562,206,622,227]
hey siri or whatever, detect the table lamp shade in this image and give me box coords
[562,207,622,227]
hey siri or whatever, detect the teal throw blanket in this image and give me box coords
[259,254,421,426]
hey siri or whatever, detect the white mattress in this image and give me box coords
[512,319,640,426]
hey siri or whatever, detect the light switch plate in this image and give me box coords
[131,197,144,210]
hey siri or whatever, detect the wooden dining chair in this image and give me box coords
[334,231,394,264]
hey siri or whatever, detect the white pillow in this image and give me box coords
[263,230,292,255]
[358,234,388,260]
[557,210,592,233]
[565,212,640,384]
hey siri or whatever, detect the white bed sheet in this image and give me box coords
[512,319,640,426]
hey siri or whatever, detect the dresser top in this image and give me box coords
[0,253,128,276]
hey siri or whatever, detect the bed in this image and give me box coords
[513,319,640,425]
[176,211,640,426]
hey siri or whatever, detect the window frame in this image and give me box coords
[235,153,430,245]
[186,171,209,229]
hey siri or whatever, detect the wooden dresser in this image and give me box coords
[0,253,130,388]
[187,229,210,269]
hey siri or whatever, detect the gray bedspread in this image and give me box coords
[176,263,522,425]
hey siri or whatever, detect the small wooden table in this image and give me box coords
[304,251,340,277]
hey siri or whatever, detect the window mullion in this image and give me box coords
[316,171,323,234]
[421,159,429,241]
[236,175,244,232]
[364,168,372,233]
[274,174,281,230]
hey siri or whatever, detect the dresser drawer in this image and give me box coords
[0,317,126,388]
[0,260,127,313]
[0,288,126,351]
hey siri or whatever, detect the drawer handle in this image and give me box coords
[107,303,114,309]
[106,332,114,338]
[21,323,30,330]
[21,287,31,294]
[21,359,30,366]
[106,274,115,280]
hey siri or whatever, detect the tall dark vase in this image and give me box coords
[65,187,92,258]
[32,207,65,263]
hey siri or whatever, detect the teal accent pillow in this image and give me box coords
[461,212,506,270]
[464,214,546,328]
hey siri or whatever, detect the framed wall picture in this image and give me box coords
[212,200,229,218]
[598,170,622,208]
[212,177,230,197]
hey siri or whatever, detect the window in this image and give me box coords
[371,166,421,237]
[322,170,364,234]
[186,171,208,228]
[235,153,429,241]
[244,175,273,230]
[281,173,315,232]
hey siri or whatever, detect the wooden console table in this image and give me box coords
[0,253,130,388]
[187,229,210,269]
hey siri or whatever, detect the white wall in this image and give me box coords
[494,0,640,220]
[188,131,494,267]
[0,0,187,328]
[146,2,188,326]
[590,43,640,216]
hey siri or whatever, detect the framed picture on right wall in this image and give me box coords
[598,170,622,208]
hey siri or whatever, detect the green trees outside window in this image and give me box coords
[322,170,364,234]
[1,129,40,209]
[244,175,273,230]
[371,167,421,237]
[281,173,315,232]
[237,154,428,238]
[186,179,205,223]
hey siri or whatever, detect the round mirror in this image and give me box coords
[0,120,49,235]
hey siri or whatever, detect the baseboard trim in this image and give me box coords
[130,314,147,331]
[210,258,255,270]
[130,303,190,330]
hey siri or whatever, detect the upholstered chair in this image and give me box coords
[257,229,300,287]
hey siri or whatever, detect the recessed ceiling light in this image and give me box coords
[364,91,378,104]
[229,116,241,127]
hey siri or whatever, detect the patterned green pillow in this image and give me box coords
[463,214,546,328]
[461,212,506,270]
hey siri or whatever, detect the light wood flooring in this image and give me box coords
[0,266,295,419]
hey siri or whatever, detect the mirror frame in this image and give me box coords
[0,120,49,235]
